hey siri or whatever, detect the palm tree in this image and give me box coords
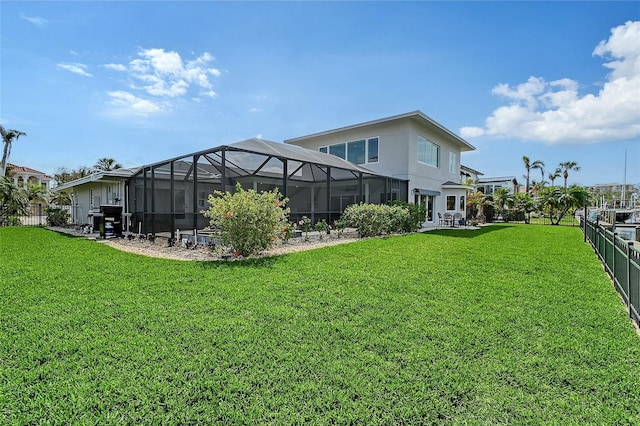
[539,185,590,225]
[0,176,29,224]
[1,125,27,177]
[94,158,122,172]
[530,180,547,197]
[492,187,514,221]
[48,191,72,206]
[559,161,580,188]
[25,183,46,204]
[548,168,561,187]
[523,156,545,194]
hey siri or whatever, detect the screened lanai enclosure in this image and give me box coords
[128,138,408,237]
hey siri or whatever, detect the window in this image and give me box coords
[418,136,439,167]
[446,196,456,210]
[320,137,379,164]
[459,196,465,211]
[198,191,208,209]
[449,151,457,173]
[347,139,365,165]
[329,143,346,159]
[367,138,379,163]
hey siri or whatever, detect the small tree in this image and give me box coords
[492,187,514,222]
[466,191,488,223]
[203,183,289,257]
[538,185,590,225]
[94,158,123,172]
[511,192,535,223]
[0,176,29,225]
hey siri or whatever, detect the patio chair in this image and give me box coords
[453,212,463,227]
[443,212,453,227]
[438,212,444,226]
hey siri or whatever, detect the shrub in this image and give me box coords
[341,203,410,238]
[388,200,426,232]
[203,183,290,257]
[297,216,312,240]
[46,207,70,226]
[314,219,329,239]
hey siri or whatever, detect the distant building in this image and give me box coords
[7,163,54,192]
[586,183,637,195]
[460,165,483,185]
[476,176,520,195]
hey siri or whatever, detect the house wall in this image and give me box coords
[286,118,468,223]
[69,180,126,224]
[11,171,52,192]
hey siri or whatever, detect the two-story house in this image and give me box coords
[285,111,475,225]
[7,163,53,192]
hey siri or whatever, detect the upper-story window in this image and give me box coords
[319,137,379,165]
[449,151,457,174]
[417,136,439,167]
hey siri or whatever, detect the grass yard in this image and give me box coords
[1,225,639,424]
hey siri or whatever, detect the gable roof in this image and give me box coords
[284,110,476,152]
[460,164,483,176]
[54,167,139,191]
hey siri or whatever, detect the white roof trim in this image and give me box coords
[285,110,475,152]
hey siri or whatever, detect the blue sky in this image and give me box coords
[2,1,639,186]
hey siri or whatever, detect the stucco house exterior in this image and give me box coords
[476,176,520,195]
[285,111,475,225]
[54,168,137,226]
[460,164,483,185]
[54,110,484,234]
[7,163,54,192]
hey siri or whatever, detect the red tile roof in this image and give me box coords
[8,163,53,179]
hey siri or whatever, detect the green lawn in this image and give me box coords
[1,225,639,424]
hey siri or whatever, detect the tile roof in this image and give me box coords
[8,163,52,179]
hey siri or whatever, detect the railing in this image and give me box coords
[583,218,640,326]
[0,204,73,227]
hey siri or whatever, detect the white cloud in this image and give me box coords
[107,91,162,116]
[57,63,93,77]
[460,20,640,145]
[103,63,127,72]
[21,14,48,27]
[105,48,221,100]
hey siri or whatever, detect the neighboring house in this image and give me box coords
[285,111,475,225]
[460,165,483,185]
[476,176,520,195]
[54,168,137,225]
[7,163,53,192]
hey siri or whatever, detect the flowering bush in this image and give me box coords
[314,219,329,239]
[203,183,290,256]
[341,203,410,238]
[333,218,347,238]
[298,216,311,240]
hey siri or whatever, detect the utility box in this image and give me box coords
[99,205,123,238]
